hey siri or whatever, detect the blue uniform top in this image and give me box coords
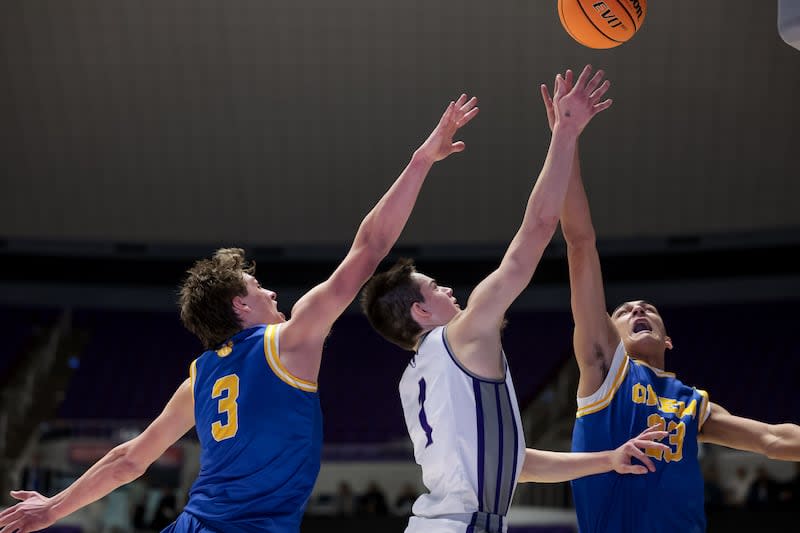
[571,342,710,533]
[183,324,322,533]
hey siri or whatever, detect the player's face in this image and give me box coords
[611,300,669,354]
[412,273,460,326]
[242,273,286,324]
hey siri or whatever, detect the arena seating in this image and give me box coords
[0,305,60,382]
[51,300,800,444]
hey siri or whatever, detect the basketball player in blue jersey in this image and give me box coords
[360,65,669,533]
[541,69,800,533]
[0,95,481,533]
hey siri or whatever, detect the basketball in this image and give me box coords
[558,0,647,49]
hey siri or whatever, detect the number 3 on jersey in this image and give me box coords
[212,374,240,441]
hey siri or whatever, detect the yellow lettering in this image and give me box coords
[646,384,658,406]
[681,399,697,419]
[659,397,678,414]
[632,383,647,404]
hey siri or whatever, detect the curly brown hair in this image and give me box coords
[178,248,255,350]
[359,258,424,351]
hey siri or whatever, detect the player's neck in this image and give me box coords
[631,351,666,370]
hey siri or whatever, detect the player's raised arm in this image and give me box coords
[543,69,621,397]
[452,66,611,340]
[0,379,195,533]
[279,95,479,381]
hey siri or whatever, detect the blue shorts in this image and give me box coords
[160,512,216,533]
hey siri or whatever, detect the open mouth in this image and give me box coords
[632,319,652,333]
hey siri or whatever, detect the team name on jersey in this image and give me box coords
[631,382,699,420]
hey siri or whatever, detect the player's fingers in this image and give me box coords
[629,447,657,472]
[0,503,15,520]
[9,491,35,501]
[0,506,17,524]
[590,80,611,103]
[552,74,563,98]
[438,102,454,128]
[459,95,477,112]
[636,429,668,442]
[634,439,669,453]
[592,99,613,114]
[454,93,468,110]
[540,84,553,107]
[584,69,606,94]
[554,75,565,98]
[450,141,466,152]
[3,519,23,533]
[458,106,479,127]
[619,463,648,475]
[573,64,593,90]
[565,68,574,88]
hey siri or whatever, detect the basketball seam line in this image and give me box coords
[576,0,624,44]
[614,0,638,31]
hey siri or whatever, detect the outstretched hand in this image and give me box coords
[0,490,55,533]
[610,425,669,475]
[417,94,479,163]
[540,65,612,134]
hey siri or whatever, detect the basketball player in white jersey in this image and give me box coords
[360,65,668,533]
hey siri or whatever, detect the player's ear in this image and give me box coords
[664,335,673,350]
[410,301,429,323]
[232,295,248,315]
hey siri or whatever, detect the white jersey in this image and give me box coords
[399,326,526,533]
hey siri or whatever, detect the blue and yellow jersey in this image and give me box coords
[571,342,710,533]
[183,324,321,533]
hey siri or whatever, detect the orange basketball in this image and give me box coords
[558,0,647,49]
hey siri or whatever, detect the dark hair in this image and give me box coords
[178,248,254,349]
[359,258,425,351]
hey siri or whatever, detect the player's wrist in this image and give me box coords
[552,120,581,139]
[411,148,437,167]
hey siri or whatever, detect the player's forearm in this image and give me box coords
[351,150,434,257]
[522,125,578,228]
[485,126,577,304]
[484,126,578,304]
[560,152,596,248]
[519,448,612,483]
[766,423,800,461]
[48,445,145,521]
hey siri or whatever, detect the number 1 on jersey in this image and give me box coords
[212,374,240,441]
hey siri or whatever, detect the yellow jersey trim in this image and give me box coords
[263,324,318,392]
[189,359,198,404]
[576,355,630,418]
[697,389,711,430]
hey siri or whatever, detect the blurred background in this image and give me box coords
[1,1,798,532]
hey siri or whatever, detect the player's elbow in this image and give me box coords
[109,445,149,483]
[357,221,394,260]
[763,424,800,461]
[533,214,560,237]
[116,457,147,483]
[517,449,541,483]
